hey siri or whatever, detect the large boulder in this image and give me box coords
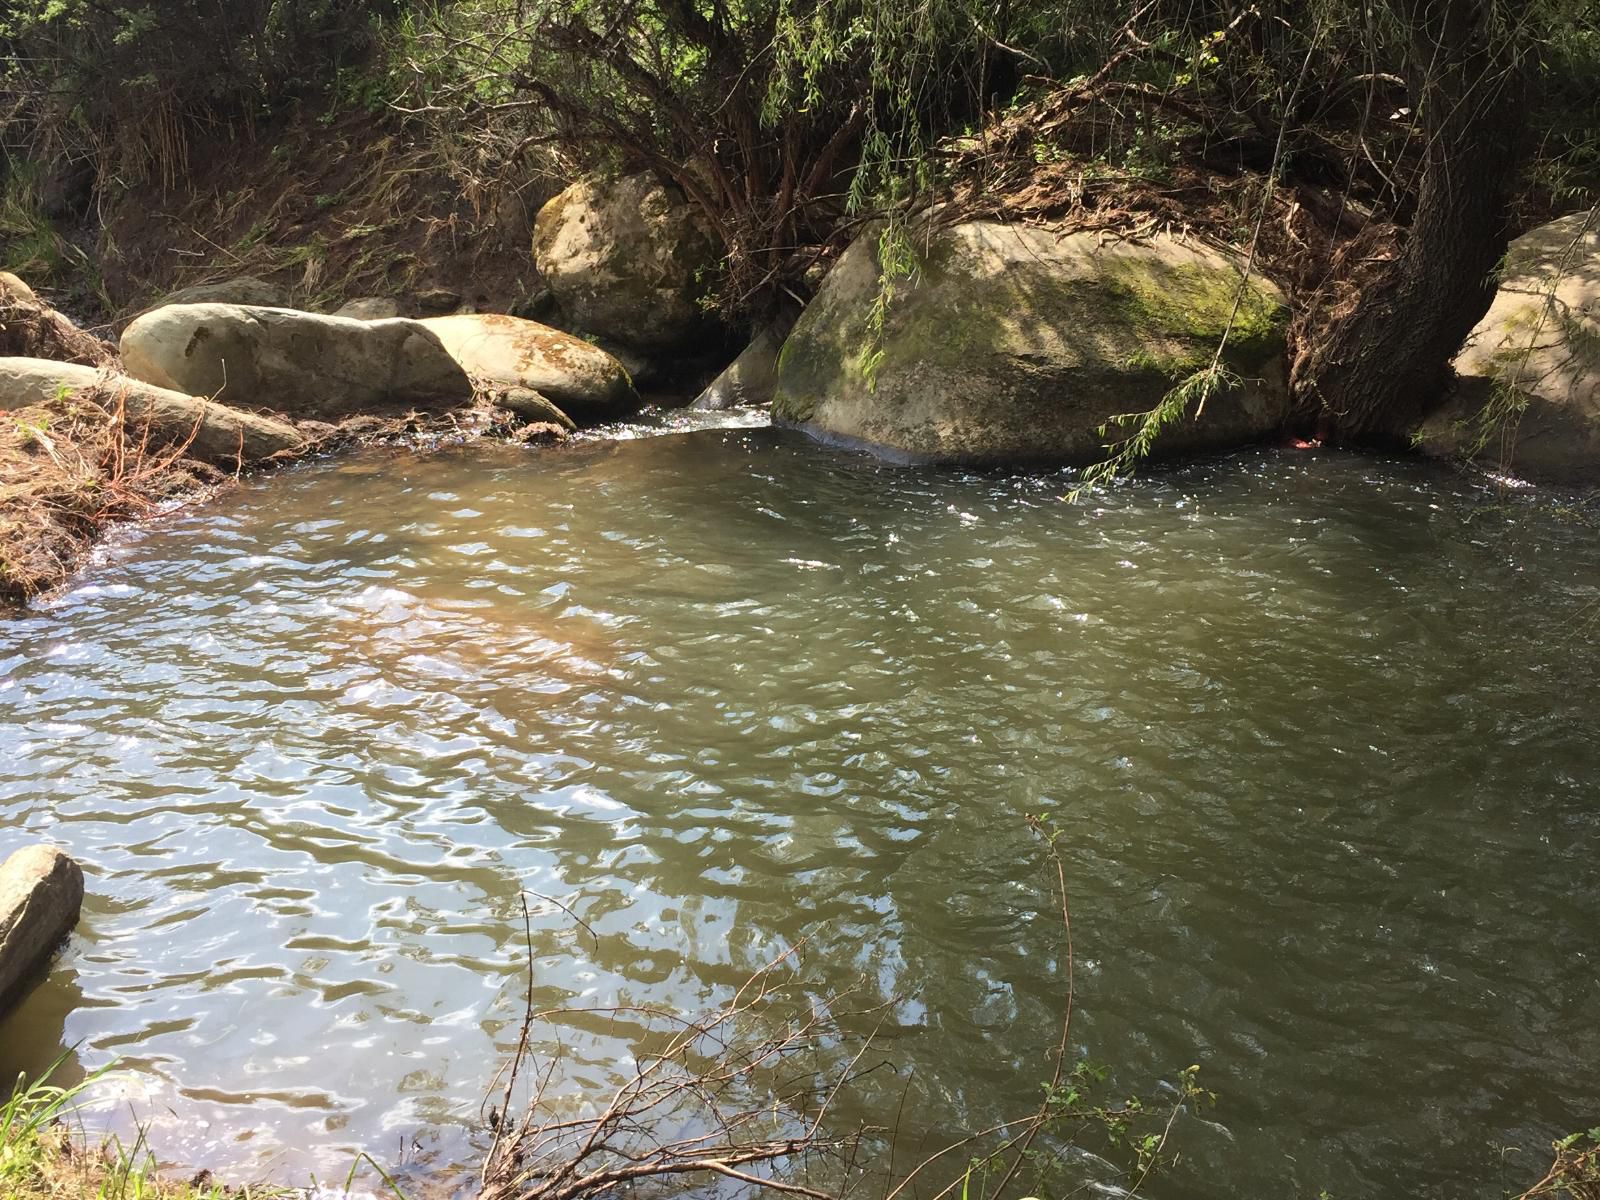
[532,173,719,353]
[120,305,473,420]
[0,358,306,466]
[420,314,639,421]
[1415,211,1600,485]
[159,276,286,308]
[0,845,84,1015]
[772,222,1290,464]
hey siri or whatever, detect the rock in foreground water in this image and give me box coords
[0,357,306,466]
[120,304,474,419]
[420,313,639,420]
[1416,211,1600,485]
[773,221,1290,464]
[0,845,84,1015]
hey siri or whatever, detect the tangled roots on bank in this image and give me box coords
[0,288,118,368]
[0,375,222,605]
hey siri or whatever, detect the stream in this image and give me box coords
[1,411,1597,1199]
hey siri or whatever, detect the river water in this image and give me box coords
[1,413,1596,1199]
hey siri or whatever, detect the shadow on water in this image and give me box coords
[0,967,87,1089]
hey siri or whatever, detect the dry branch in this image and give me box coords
[479,916,880,1200]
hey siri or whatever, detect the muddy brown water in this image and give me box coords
[1,410,1597,1198]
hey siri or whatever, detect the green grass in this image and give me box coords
[2,1054,236,1199]
[0,1056,411,1200]
[0,164,93,288]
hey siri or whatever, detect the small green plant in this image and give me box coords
[858,217,919,389]
[0,163,82,283]
[1517,1128,1600,1198]
[2,1055,405,1200]
[1067,363,1241,501]
[1,1052,110,1196]
[915,817,1217,1200]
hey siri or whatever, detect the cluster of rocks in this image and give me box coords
[6,171,1596,488]
[1,297,646,475]
[0,845,83,1021]
[518,173,1598,483]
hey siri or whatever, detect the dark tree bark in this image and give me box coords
[1291,0,1531,441]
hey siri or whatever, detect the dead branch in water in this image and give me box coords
[1517,1133,1600,1200]
[480,820,1210,1200]
[479,906,881,1200]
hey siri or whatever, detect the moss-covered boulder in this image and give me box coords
[772,222,1289,464]
[1415,211,1600,485]
[532,173,719,353]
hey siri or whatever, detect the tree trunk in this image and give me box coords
[1291,0,1530,441]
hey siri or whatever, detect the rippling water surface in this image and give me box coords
[2,413,1597,1199]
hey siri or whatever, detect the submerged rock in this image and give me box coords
[0,845,84,1016]
[532,173,719,353]
[120,304,474,420]
[159,276,286,308]
[420,313,638,420]
[772,222,1289,464]
[0,357,306,466]
[692,318,793,411]
[1416,211,1600,485]
[496,386,577,431]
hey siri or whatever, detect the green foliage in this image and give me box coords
[1067,364,1242,502]
[1518,1128,1600,1199]
[390,0,1083,319]
[1,0,400,185]
[1532,2,1600,205]
[860,219,918,387]
[0,164,71,280]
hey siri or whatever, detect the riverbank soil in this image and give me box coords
[90,109,545,323]
[6,1126,276,1200]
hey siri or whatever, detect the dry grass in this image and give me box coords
[98,108,548,321]
[0,293,119,367]
[0,381,220,606]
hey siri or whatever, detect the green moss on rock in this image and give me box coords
[773,221,1291,464]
